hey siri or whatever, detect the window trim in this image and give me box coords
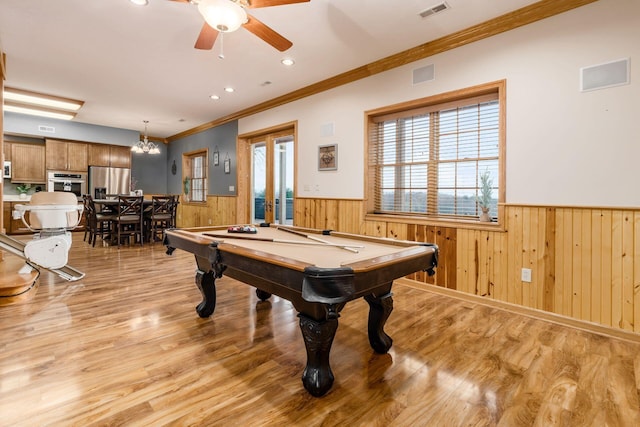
[182,148,208,205]
[364,80,506,228]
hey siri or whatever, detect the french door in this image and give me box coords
[250,132,295,225]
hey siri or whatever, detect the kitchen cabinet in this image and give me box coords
[3,141,10,162]
[46,139,88,172]
[3,202,30,235]
[88,144,110,167]
[11,143,46,183]
[110,145,131,168]
[2,203,10,234]
[88,143,131,168]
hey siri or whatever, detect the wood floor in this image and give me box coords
[1,234,639,426]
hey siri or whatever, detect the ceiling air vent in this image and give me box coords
[38,125,55,133]
[419,1,450,18]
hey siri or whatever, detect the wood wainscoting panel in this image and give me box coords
[293,197,640,335]
[294,198,364,234]
[177,196,237,228]
[169,194,640,333]
[460,205,639,334]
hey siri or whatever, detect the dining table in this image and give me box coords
[92,197,154,244]
[93,198,153,207]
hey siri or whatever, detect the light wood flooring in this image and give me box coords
[1,234,640,426]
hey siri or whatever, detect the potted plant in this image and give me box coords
[477,170,493,222]
[183,176,190,202]
[16,183,31,199]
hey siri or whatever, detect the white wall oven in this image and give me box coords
[47,171,87,197]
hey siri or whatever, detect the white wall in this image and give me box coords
[239,0,640,207]
[4,112,139,146]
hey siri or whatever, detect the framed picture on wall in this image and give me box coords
[224,158,231,174]
[213,149,219,166]
[318,144,337,171]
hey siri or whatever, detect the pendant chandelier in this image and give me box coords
[132,120,160,154]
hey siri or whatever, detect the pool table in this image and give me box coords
[164,224,438,397]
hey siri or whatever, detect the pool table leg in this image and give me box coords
[364,291,394,354]
[298,315,338,397]
[256,289,272,301]
[194,269,217,318]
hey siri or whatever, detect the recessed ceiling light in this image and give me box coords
[281,58,295,66]
[224,87,234,93]
[210,94,220,100]
[130,0,149,5]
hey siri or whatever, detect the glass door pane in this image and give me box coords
[274,137,294,225]
[251,143,266,224]
[248,130,295,226]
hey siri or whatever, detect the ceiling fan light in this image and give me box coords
[198,0,247,33]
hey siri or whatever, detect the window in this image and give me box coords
[183,149,208,203]
[367,81,504,222]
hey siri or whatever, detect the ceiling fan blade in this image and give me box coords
[194,22,219,50]
[243,15,292,52]
[247,0,310,9]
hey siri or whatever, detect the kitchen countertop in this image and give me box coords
[3,194,84,203]
[3,195,32,202]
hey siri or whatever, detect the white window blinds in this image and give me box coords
[369,89,501,220]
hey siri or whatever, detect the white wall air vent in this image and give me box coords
[580,58,630,92]
[413,64,435,84]
[419,1,450,18]
[320,122,334,137]
[38,125,55,133]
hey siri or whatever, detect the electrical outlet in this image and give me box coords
[521,268,532,283]
[208,219,212,225]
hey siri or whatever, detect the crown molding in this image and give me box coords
[167,0,599,143]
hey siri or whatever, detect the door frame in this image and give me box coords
[236,121,297,224]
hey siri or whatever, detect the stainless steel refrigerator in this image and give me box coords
[88,166,131,199]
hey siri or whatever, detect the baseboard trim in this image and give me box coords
[396,278,640,344]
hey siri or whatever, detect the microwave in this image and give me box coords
[47,171,87,197]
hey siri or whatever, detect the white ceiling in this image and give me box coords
[0,0,541,138]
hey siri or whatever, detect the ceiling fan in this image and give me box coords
[172,0,310,52]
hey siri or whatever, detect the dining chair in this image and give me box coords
[82,194,94,244]
[146,195,174,243]
[115,195,144,247]
[84,195,118,247]
[170,195,180,227]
